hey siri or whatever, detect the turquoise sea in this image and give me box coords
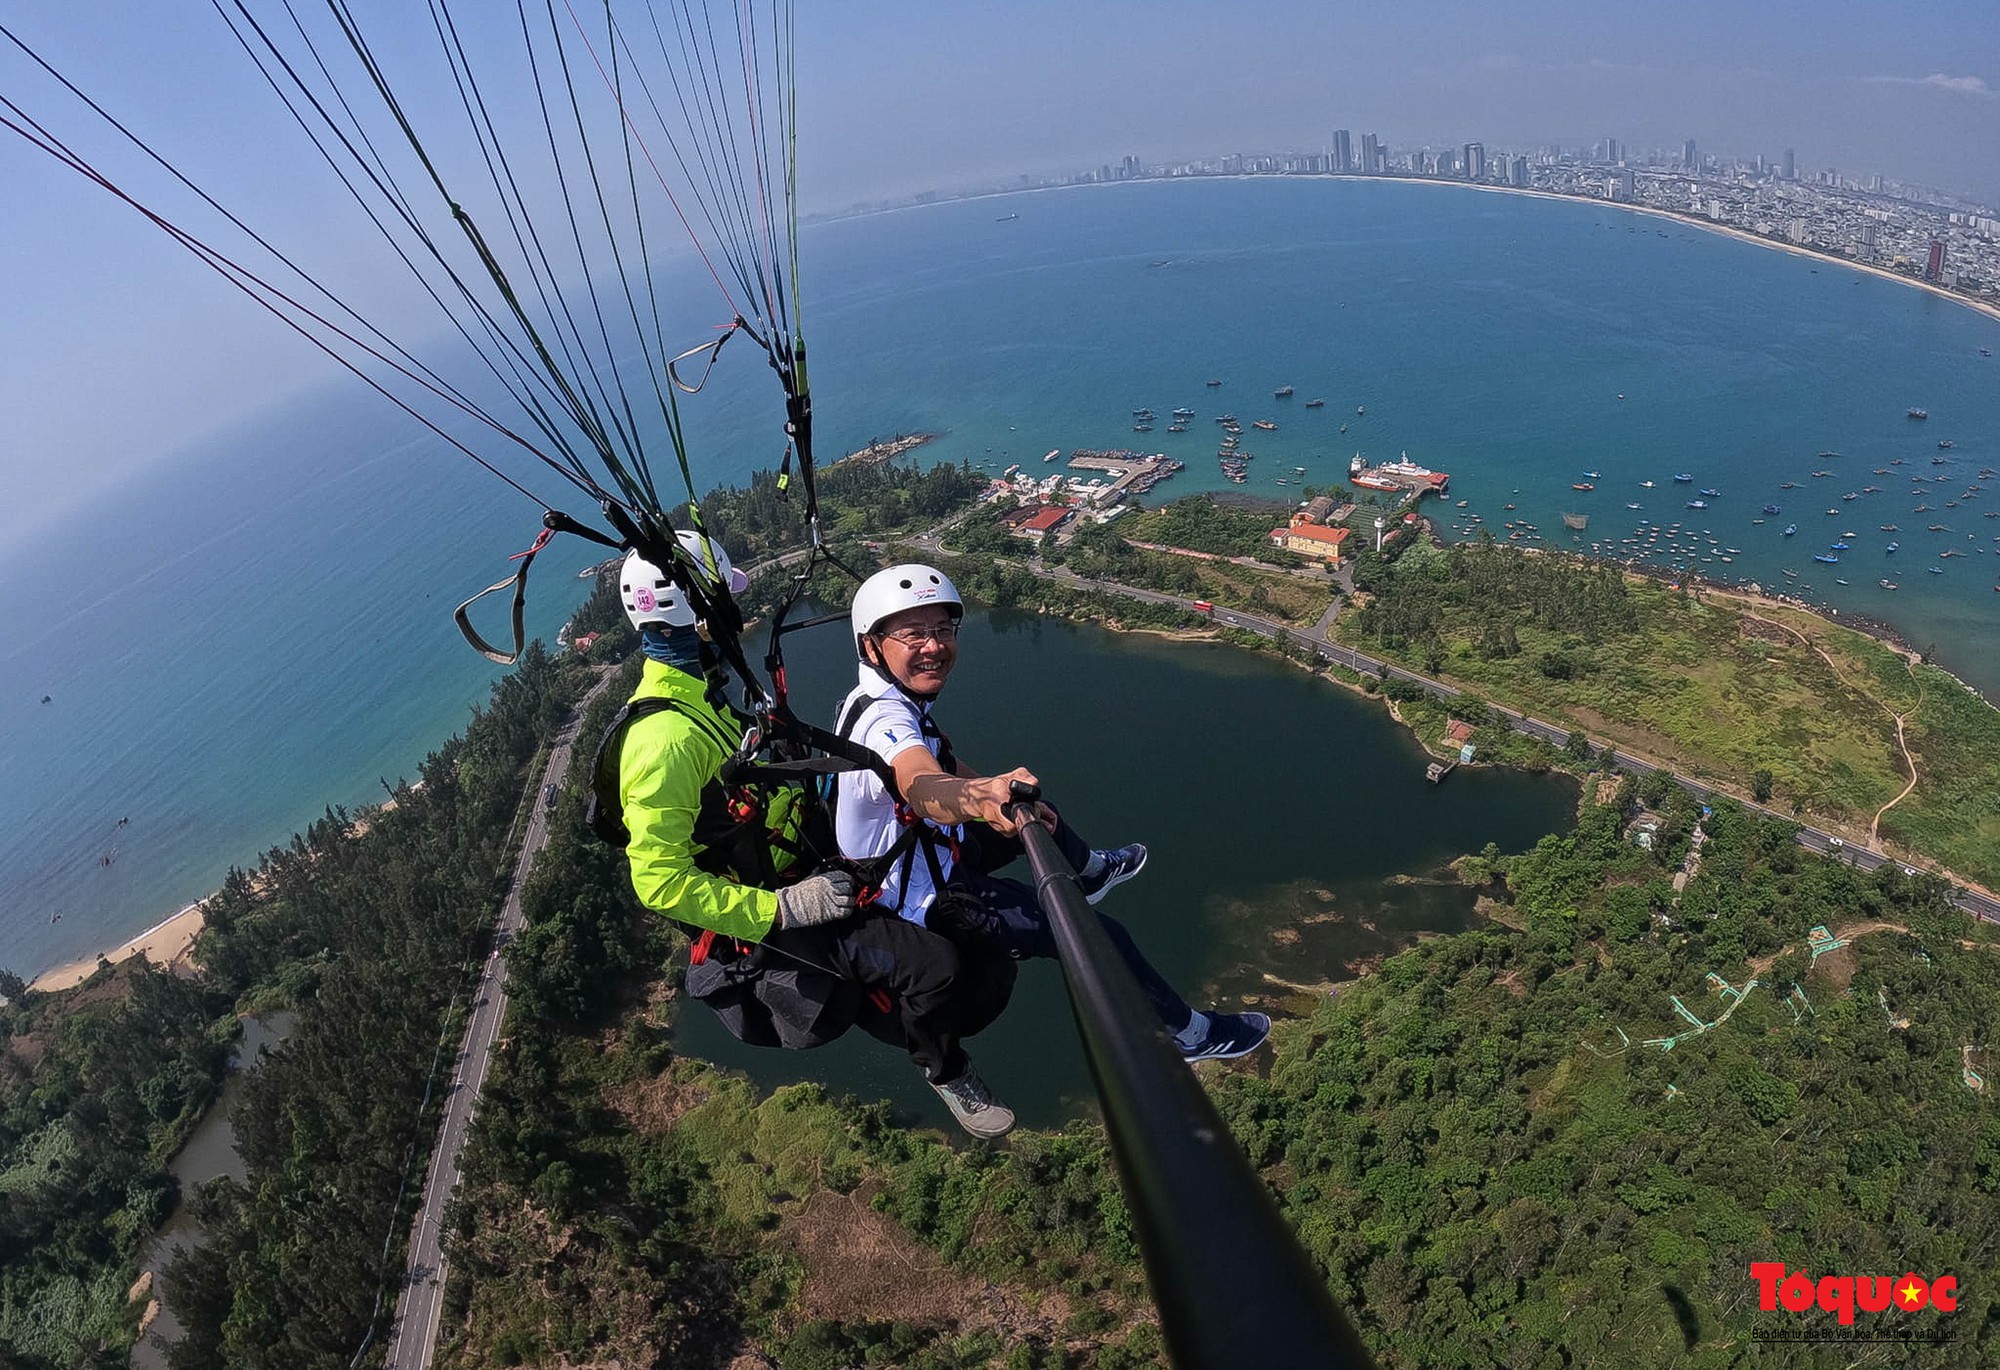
[3,176,1998,982]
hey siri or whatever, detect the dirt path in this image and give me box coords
[1740,611,1921,844]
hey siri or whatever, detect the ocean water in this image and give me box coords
[3,175,1997,981]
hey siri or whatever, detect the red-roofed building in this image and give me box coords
[1015,505,1075,541]
[1269,522,1351,566]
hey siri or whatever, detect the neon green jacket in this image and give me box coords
[619,658,781,942]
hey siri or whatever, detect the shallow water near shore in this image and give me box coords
[674,609,1578,1129]
[3,174,1995,983]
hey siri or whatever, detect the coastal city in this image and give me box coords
[881,136,2000,308]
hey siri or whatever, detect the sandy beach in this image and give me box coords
[29,900,208,993]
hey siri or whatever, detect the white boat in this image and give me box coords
[1044,448,1061,463]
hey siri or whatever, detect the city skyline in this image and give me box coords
[1,0,1994,539]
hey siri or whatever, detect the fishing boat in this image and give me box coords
[1783,569,1800,578]
[1673,473,1694,483]
[1274,386,1294,398]
[1881,579,1898,589]
[1818,450,1840,459]
[1253,420,1277,431]
[1172,407,1197,418]
[1640,479,1656,489]
[1783,524,1798,536]
[1908,408,1929,420]
[1044,448,1061,463]
[1132,424,1153,433]
[1830,542,1850,550]
[1686,498,1708,509]
[1627,502,1642,510]
[1572,481,1596,491]
[1133,408,1156,419]
[1699,487,1720,498]
[1305,398,1326,408]
[1762,504,1781,515]
[1582,470,1602,479]
[1815,554,1840,564]
[1880,523,1899,531]
[1206,378,1223,386]
[1886,542,1899,553]
[1355,405,1365,415]
[1928,566,1943,574]
[1338,423,1348,434]
[1939,439,1955,450]
[1166,424,1188,433]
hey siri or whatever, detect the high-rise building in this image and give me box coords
[1509,155,1529,187]
[1463,142,1485,180]
[1782,148,1796,180]
[1604,137,1622,164]
[1682,138,1697,170]
[1926,240,1946,281]
[1361,132,1381,174]
[1333,129,1353,173]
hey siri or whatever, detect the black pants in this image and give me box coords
[762,909,1015,1084]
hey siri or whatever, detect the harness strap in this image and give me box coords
[454,511,623,665]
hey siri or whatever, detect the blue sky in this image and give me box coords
[2,0,1994,540]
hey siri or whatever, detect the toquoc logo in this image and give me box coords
[1751,1263,1959,1326]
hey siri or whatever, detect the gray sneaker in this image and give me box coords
[930,1064,1016,1139]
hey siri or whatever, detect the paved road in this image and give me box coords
[1018,565,2000,926]
[382,670,620,1369]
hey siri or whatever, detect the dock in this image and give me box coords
[1349,455,1450,502]
[833,432,937,468]
[1064,450,1185,502]
[1425,759,1457,784]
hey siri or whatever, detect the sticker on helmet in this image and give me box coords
[634,588,658,613]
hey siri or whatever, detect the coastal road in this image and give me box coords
[1015,564,2000,926]
[381,668,620,1370]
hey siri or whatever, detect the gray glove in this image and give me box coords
[775,871,857,930]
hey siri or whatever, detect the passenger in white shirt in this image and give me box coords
[834,565,1271,1070]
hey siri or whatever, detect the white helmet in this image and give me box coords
[620,532,749,631]
[850,564,962,657]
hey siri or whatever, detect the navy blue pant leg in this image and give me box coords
[944,868,1193,1033]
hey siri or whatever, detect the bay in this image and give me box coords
[2,174,1995,982]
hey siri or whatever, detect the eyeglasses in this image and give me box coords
[878,622,959,647]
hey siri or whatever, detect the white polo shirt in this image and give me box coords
[834,662,962,923]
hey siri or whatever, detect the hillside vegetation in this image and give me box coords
[1333,536,2000,887]
[442,726,2000,1366]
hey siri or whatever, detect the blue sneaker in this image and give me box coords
[1180,1011,1271,1062]
[1077,844,1147,905]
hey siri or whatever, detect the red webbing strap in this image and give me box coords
[688,928,718,966]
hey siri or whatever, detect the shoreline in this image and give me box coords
[29,899,209,994]
[837,175,2000,329]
